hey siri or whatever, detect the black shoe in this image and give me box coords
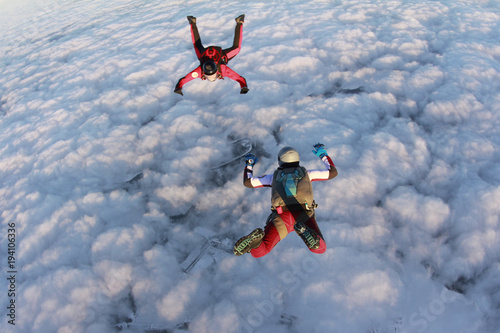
[294,222,320,250]
[235,14,245,24]
[187,16,196,24]
[233,228,264,256]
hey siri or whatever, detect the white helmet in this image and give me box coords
[205,73,217,82]
[278,146,299,166]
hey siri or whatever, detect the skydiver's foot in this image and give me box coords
[233,228,264,256]
[187,16,196,24]
[235,14,245,24]
[294,222,320,250]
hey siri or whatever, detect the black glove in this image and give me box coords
[240,87,249,94]
[174,88,183,96]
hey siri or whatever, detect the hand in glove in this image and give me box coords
[240,87,249,94]
[174,88,183,96]
[245,153,257,167]
[312,143,328,158]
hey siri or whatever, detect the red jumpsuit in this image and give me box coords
[243,156,337,257]
[175,20,248,92]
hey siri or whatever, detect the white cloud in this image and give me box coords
[0,0,497,332]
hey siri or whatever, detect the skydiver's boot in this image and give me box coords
[235,14,245,24]
[294,222,320,250]
[187,16,196,24]
[233,228,264,256]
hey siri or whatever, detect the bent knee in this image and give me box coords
[310,239,326,254]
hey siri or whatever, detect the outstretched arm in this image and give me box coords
[308,144,338,181]
[243,154,272,188]
[221,64,249,94]
[174,66,202,95]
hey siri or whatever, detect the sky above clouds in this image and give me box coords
[1,0,500,332]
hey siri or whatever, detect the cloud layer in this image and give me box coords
[1,0,499,332]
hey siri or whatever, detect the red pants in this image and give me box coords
[250,211,326,258]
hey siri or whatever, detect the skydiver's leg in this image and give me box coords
[303,216,326,254]
[250,211,293,258]
[224,16,244,61]
[188,16,205,59]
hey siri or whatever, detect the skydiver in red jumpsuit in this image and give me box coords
[174,15,249,95]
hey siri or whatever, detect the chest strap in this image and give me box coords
[273,202,317,214]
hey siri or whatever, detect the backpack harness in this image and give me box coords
[271,166,317,214]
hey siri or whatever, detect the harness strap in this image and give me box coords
[201,46,228,65]
[273,201,318,214]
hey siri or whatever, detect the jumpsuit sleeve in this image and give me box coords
[220,64,248,89]
[175,66,203,91]
[243,165,273,188]
[308,155,338,181]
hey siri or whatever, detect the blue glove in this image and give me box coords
[312,143,328,158]
[245,153,257,167]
